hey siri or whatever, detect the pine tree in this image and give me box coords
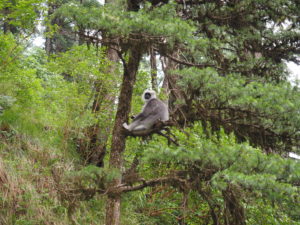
[55,0,300,224]
[1,0,299,224]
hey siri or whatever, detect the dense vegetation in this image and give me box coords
[0,0,299,224]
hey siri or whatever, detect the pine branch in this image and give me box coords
[158,50,218,69]
[119,175,187,193]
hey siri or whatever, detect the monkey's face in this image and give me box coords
[142,90,156,102]
[144,92,151,100]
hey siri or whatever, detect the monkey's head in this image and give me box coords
[142,90,156,102]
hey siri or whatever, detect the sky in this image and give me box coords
[287,61,300,84]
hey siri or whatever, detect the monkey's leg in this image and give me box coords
[123,120,140,131]
[132,124,147,131]
[122,123,130,130]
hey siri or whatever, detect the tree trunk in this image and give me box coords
[222,185,246,225]
[150,47,158,91]
[105,46,142,225]
[45,0,75,55]
[161,52,188,126]
[3,5,18,34]
[45,2,55,55]
[85,47,119,167]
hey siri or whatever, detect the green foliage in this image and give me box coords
[176,67,300,153]
[1,42,117,146]
[56,1,195,48]
[0,95,16,112]
[0,0,300,224]
[178,67,300,122]
[0,33,117,223]
[0,0,43,33]
[136,123,300,224]
[0,32,23,74]
[246,200,300,225]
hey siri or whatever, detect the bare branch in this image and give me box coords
[119,176,187,193]
[158,50,218,69]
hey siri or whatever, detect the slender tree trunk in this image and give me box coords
[161,52,188,125]
[45,0,75,55]
[105,46,142,225]
[150,47,158,91]
[222,185,246,225]
[3,4,18,34]
[94,47,119,167]
[85,47,119,167]
[199,189,220,225]
[45,1,54,55]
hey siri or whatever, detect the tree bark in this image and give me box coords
[222,185,246,225]
[45,1,55,55]
[84,47,119,167]
[150,47,158,91]
[105,46,142,225]
[45,1,75,55]
[161,52,189,126]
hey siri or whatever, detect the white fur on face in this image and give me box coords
[142,89,156,102]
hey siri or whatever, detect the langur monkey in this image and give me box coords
[123,90,169,132]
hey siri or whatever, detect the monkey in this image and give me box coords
[123,89,169,133]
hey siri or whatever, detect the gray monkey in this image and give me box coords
[123,90,169,132]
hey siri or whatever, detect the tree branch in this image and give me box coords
[158,50,218,69]
[119,175,187,193]
[123,120,178,145]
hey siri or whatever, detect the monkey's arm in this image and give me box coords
[131,100,159,121]
[128,99,162,127]
[132,112,146,121]
[138,99,161,121]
